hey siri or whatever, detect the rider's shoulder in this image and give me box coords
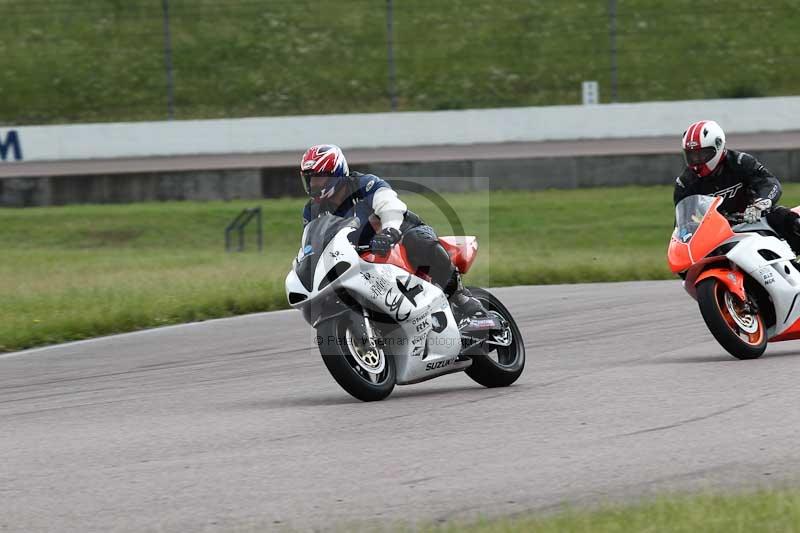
[727,149,755,169]
[350,172,389,197]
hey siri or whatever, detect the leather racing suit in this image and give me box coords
[673,149,800,253]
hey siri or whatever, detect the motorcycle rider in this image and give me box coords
[674,120,800,253]
[299,144,487,319]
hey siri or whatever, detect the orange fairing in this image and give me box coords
[667,240,692,273]
[361,236,479,276]
[696,268,746,302]
[668,197,734,273]
[360,243,415,274]
[439,236,479,274]
[690,203,734,262]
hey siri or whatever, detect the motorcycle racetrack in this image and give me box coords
[4,280,800,532]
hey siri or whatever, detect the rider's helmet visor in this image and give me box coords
[684,146,717,167]
[300,170,338,198]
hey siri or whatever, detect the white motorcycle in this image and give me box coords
[285,213,525,401]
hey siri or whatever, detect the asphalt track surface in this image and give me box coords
[3,131,799,178]
[4,280,800,532]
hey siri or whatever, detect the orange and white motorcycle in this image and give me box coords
[668,194,800,359]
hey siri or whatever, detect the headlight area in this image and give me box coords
[288,292,308,304]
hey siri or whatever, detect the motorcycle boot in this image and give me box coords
[444,270,488,320]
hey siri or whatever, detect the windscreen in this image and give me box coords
[674,195,716,243]
[294,213,358,291]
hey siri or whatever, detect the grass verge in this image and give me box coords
[425,489,800,532]
[3,0,799,124]
[4,184,799,352]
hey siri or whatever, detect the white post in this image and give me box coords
[582,81,599,105]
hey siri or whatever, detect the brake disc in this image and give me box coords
[345,327,385,374]
[724,291,758,334]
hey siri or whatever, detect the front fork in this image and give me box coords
[361,308,384,359]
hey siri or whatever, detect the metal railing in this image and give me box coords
[225,207,263,253]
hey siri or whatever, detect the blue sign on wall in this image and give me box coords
[0,130,23,161]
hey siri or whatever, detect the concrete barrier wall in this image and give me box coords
[2,96,800,164]
[4,149,798,207]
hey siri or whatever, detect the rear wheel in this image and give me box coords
[697,277,767,360]
[464,287,526,387]
[316,314,396,401]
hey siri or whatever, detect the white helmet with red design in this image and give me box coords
[681,120,726,177]
[299,144,350,201]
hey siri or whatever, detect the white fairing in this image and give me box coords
[724,225,800,337]
[285,226,462,385]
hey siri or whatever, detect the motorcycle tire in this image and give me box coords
[464,287,526,387]
[316,314,396,401]
[696,277,767,360]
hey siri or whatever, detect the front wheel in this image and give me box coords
[316,314,396,401]
[696,277,767,360]
[464,287,526,387]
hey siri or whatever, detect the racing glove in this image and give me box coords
[370,227,401,257]
[743,198,772,223]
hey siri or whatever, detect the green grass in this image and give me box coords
[3,184,800,352]
[423,489,800,533]
[2,0,799,124]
